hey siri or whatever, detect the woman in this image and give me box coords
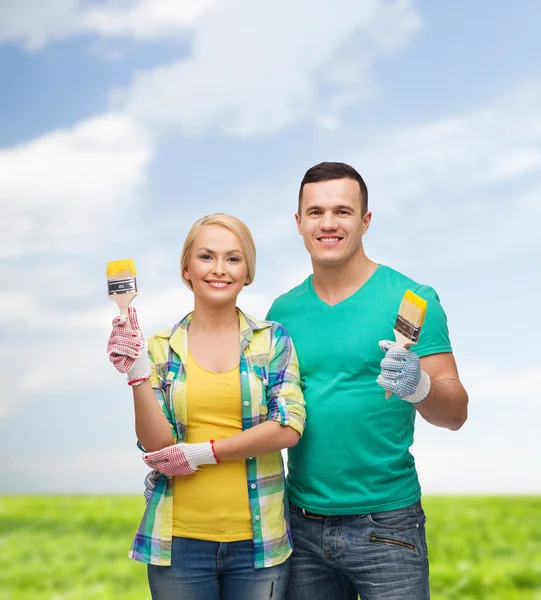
[107,213,305,600]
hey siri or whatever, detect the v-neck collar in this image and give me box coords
[308,264,382,309]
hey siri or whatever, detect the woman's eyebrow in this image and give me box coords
[196,247,242,255]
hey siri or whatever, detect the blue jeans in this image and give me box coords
[286,500,429,600]
[147,537,290,600]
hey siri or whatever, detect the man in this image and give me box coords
[267,162,468,600]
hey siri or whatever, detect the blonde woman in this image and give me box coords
[106,214,305,600]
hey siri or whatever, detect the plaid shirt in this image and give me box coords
[129,310,306,568]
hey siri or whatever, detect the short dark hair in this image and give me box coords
[298,162,368,215]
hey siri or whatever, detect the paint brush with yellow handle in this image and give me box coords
[385,290,428,399]
[106,259,137,328]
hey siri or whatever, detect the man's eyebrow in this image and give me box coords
[303,204,356,212]
[196,247,242,255]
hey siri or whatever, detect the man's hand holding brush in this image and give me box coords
[376,341,431,404]
[107,306,151,386]
[376,289,430,404]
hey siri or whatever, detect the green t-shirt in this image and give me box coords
[267,264,452,514]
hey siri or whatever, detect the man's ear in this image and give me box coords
[362,211,372,235]
[295,212,302,234]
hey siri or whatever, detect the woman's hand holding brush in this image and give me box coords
[376,340,431,404]
[107,306,151,386]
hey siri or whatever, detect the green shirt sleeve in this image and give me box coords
[412,284,453,358]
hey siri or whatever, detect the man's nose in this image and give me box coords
[320,211,337,229]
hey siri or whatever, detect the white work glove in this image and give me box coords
[377,340,431,404]
[142,441,219,476]
[106,306,151,386]
[143,470,161,504]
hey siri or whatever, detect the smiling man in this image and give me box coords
[267,162,468,600]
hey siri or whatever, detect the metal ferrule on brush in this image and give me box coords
[107,277,137,295]
[394,315,421,342]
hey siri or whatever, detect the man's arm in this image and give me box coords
[416,352,468,431]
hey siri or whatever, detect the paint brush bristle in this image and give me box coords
[385,289,428,399]
[394,290,427,344]
[106,259,136,278]
[106,258,138,322]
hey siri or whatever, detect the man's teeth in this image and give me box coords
[321,237,340,242]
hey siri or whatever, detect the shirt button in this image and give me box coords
[255,515,260,520]
[250,484,256,489]
[263,379,268,385]
[242,371,247,376]
[244,401,249,406]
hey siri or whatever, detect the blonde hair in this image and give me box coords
[180,213,256,290]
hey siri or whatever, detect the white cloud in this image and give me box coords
[3,447,150,494]
[0,0,217,51]
[81,0,218,39]
[1,1,421,137]
[122,0,421,135]
[355,85,541,215]
[0,0,79,51]
[0,112,153,259]
[414,363,541,493]
[447,185,541,262]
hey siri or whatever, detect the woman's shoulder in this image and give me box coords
[240,311,288,335]
[241,313,293,349]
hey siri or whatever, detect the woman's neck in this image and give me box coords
[189,299,239,333]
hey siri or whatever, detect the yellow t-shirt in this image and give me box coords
[172,351,253,541]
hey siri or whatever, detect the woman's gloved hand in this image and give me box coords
[107,306,151,386]
[142,441,219,476]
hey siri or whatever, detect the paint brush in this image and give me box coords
[385,289,428,399]
[106,258,137,328]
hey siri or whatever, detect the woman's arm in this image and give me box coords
[133,379,175,452]
[213,420,299,460]
[107,307,176,452]
[142,322,306,474]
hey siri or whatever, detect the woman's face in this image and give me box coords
[184,224,249,306]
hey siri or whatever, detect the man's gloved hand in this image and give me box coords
[142,441,219,476]
[377,340,431,404]
[107,306,151,386]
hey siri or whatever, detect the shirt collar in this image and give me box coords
[159,308,271,357]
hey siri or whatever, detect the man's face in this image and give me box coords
[295,178,371,267]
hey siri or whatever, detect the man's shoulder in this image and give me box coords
[268,276,312,312]
[378,265,439,299]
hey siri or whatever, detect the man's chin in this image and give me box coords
[312,253,346,266]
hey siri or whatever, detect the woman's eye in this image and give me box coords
[199,254,211,260]
[228,256,241,263]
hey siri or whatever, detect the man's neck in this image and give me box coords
[312,254,379,306]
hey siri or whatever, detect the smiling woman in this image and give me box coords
[105,213,305,600]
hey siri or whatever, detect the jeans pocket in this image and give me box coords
[366,501,425,531]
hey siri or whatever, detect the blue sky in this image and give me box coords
[1,0,540,494]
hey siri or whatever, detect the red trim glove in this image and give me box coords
[106,307,151,386]
[142,441,219,476]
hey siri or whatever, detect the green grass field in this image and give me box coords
[1,496,539,599]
